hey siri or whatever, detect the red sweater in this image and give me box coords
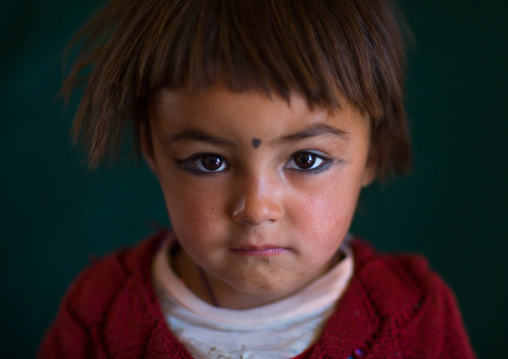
[39,231,475,358]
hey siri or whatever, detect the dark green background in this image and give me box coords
[1,0,507,357]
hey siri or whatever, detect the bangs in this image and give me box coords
[64,0,410,175]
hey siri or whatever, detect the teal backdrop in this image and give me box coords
[1,0,507,357]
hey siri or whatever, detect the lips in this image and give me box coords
[229,246,289,256]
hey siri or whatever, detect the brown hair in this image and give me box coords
[63,0,412,178]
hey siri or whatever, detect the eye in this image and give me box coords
[175,153,229,174]
[196,154,227,172]
[285,151,331,172]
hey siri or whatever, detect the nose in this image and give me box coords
[231,173,283,225]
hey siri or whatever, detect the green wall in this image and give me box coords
[1,1,507,357]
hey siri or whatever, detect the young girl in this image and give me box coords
[39,0,475,358]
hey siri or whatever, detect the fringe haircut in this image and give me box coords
[63,0,412,178]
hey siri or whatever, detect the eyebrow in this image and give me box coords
[278,123,349,143]
[166,123,349,146]
[166,130,236,146]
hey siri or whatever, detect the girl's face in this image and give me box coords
[144,86,373,309]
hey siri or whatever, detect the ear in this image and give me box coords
[361,164,376,187]
[140,122,158,176]
[361,153,377,187]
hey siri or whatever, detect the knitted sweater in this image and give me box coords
[38,231,475,358]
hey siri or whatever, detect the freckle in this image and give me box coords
[251,137,262,148]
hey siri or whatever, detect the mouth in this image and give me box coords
[229,246,290,257]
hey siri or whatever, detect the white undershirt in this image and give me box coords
[152,235,354,359]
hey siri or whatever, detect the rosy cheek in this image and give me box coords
[296,183,356,238]
[296,196,336,231]
[165,184,222,235]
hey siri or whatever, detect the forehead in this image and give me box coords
[149,86,370,143]
[148,84,369,119]
[151,86,316,124]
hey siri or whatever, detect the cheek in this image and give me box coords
[159,175,225,241]
[292,178,361,242]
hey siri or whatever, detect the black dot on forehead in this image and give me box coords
[251,138,262,148]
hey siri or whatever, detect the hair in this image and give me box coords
[63,0,412,178]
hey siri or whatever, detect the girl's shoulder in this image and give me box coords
[311,238,475,359]
[63,230,167,323]
[349,238,463,330]
[351,239,439,304]
[38,230,185,359]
